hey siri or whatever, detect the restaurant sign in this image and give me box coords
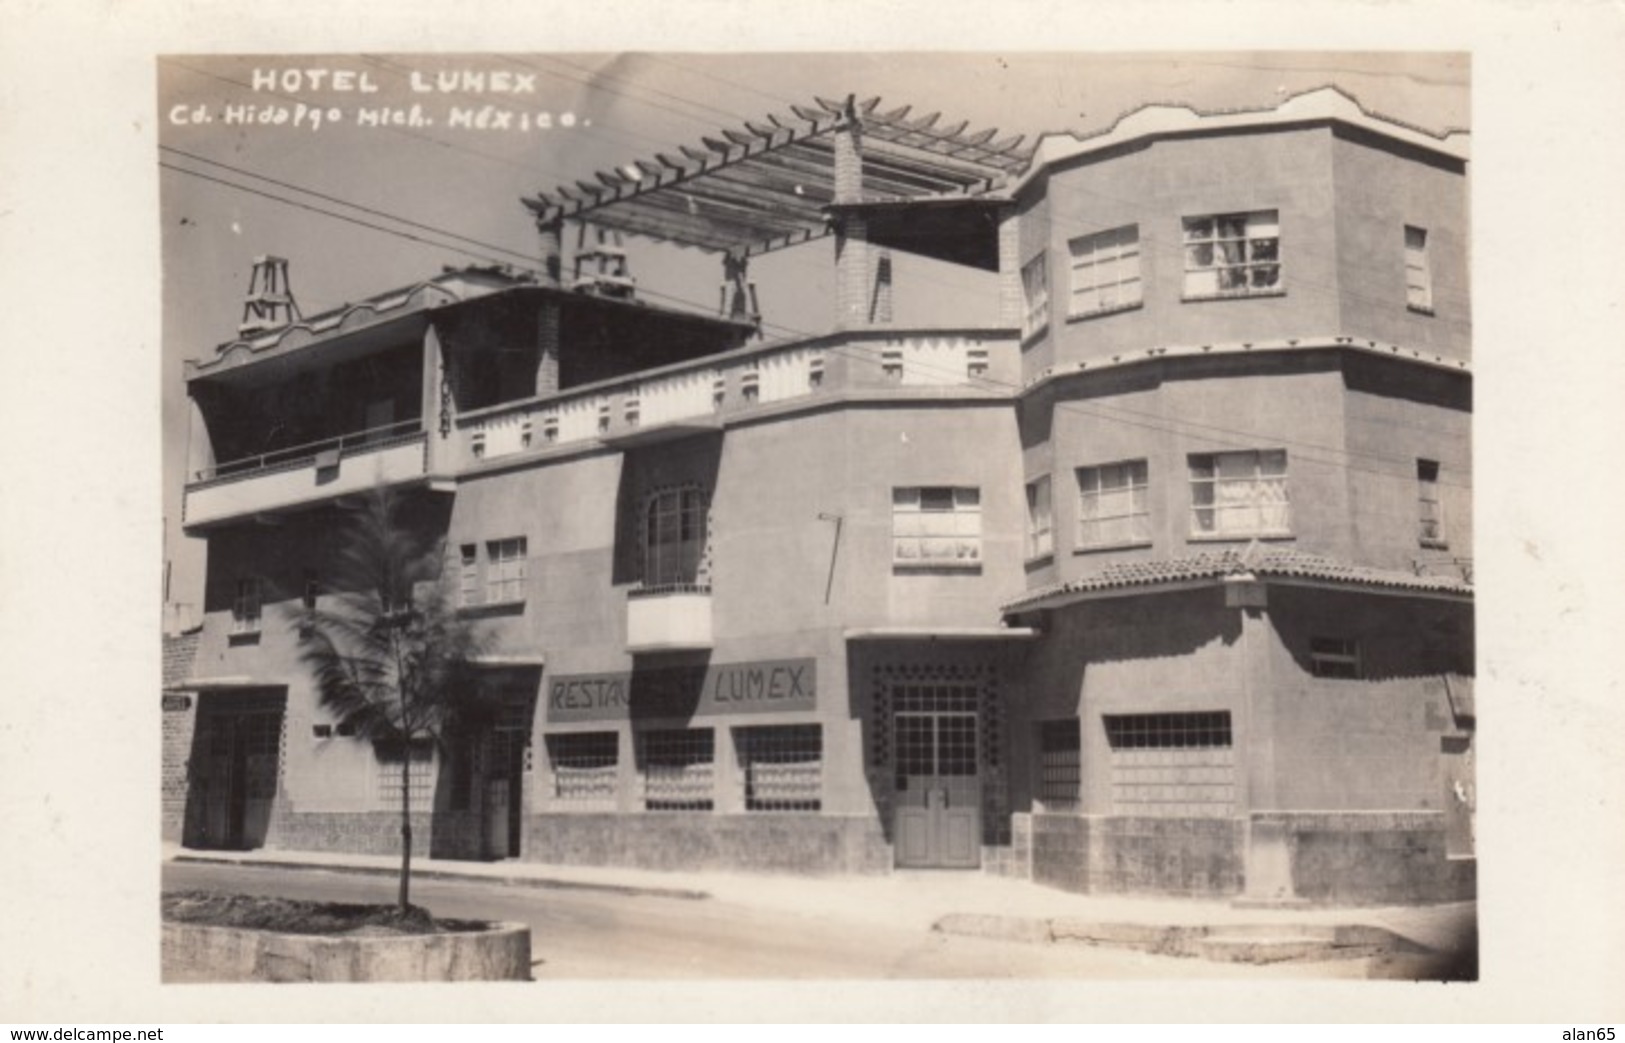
[546,658,816,723]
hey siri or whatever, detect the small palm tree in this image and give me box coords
[295,487,489,912]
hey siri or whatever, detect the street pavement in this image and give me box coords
[161,846,1477,981]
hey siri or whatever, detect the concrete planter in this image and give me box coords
[162,920,531,983]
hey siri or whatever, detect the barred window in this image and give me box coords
[1025,476,1053,559]
[375,741,434,812]
[1036,719,1081,809]
[1189,450,1290,537]
[1078,460,1150,548]
[1310,637,1363,679]
[232,577,262,634]
[735,725,822,812]
[639,728,714,811]
[1103,711,1232,750]
[1068,225,1142,317]
[546,732,619,807]
[1183,210,1280,297]
[644,487,709,588]
[485,537,526,603]
[893,486,981,566]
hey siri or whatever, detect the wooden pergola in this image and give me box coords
[522,96,1033,262]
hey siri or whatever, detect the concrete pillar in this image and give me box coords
[997,208,1022,329]
[536,301,561,397]
[536,218,563,289]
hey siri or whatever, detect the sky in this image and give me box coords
[158,51,1470,615]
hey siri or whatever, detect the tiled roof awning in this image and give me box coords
[1003,548,1473,614]
[522,96,1031,259]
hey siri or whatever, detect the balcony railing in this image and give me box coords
[183,421,428,529]
[190,419,425,486]
[457,327,1015,467]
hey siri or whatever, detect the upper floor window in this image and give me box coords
[1183,210,1280,298]
[1025,476,1053,560]
[893,486,981,567]
[1077,460,1150,549]
[1405,225,1433,313]
[1020,253,1049,339]
[1068,225,1142,317]
[232,577,262,634]
[1418,458,1446,548]
[644,487,708,588]
[485,537,527,603]
[1189,450,1291,538]
[1310,637,1363,679]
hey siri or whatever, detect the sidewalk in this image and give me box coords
[163,843,1476,968]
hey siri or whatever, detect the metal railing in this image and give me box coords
[190,419,425,486]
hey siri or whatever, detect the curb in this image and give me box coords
[932,913,1429,965]
[169,854,713,902]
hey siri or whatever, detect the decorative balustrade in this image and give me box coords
[457,328,1015,466]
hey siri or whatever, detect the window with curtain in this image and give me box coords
[1418,458,1445,547]
[1189,450,1291,537]
[892,486,982,566]
[644,486,709,588]
[232,577,262,634]
[484,536,527,603]
[1020,253,1049,339]
[1025,476,1053,559]
[1068,224,1142,317]
[1077,460,1151,548]
[1183,210,1281,297]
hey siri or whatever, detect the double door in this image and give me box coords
[894,699,981,869]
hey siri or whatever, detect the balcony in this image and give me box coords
[457,327,1018,468]
[183,421,430,530]
[626,584,713,653]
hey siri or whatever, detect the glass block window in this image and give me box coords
[1102,712,1234,817]
[644,487,709,588]
[893,487,981,566]
[546,732,618,807]
[639,728,714,811]
[374,741,434,812]
[1418,458,1446,547]
[1183,210,1280,297]
[1405,225,1433,312]
[1036,718,1081,809]
[1078,460,1151,548]
[485,537,526,603]
[735,725,822,812]
[232,577,262,634]
[1020,253,1049,339]
[1103,711,1232,750]
[1068,225,1142,317]
[1310,637,1363,679]
[1025,476,1053,559]
[1189,450,1291,537]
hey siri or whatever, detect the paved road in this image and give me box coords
[163,861,1358,980]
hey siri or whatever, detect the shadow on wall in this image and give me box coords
[1268,586,1474,683]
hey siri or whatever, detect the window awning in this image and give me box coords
[523,96,1032,260]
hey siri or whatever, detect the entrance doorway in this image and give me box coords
[893,684,982,868]
[185,692,284,851]
[481,696,533,859]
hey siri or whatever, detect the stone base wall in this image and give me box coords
[982,813,1033,879]
[265,810,484,861]
[523,813,892,875]
[1032,815,1246,897]
[160,695,198,843]
[1260,811,1470,905]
